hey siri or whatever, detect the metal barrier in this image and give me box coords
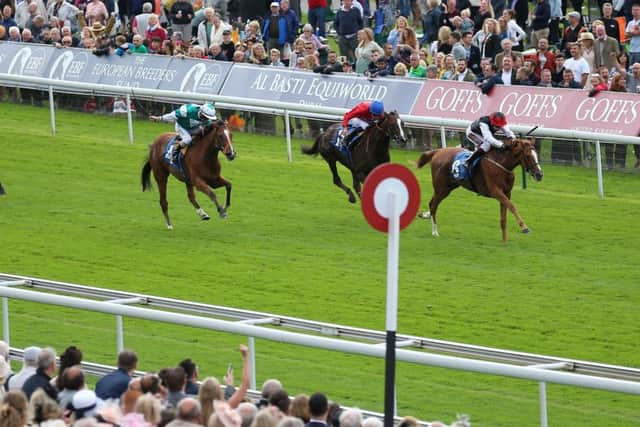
[1,274,639,427]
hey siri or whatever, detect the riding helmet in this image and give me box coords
[369,100,385,116]
[200,103,217,120]
[489,112,507,127]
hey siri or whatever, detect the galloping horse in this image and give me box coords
[415,139,543,242]
[141,120,236,229]
[301,111,407,203]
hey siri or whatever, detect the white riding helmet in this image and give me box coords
[200,103,216,120]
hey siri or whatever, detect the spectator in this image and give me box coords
[7,347,39,392]
[16,0,46,30]
[236,402,258,427]
[232,49,246,63]
[177,359,199,396]
[0,5,16,30]
[307,0,327,38]
[71,389,104,421]
[95,350,138,401]
[601,3,621,41]
[538,68,555,86]
[532,38,556,77]
[57,365,85,411]
[249,43,270,65]
[625,3,640,65]
[313,50,344,74]
[257,379,282,409]
[132,2,153,36]
[289,395,309,424]
[439,53,456,79]
[421,0,442,46]
[477,18,501,60]
[361,418,382,427]
[564,42,590,87]
[136,393,163,426]
[551,52,566,83]
[475,63,503,93]
[355,28,381,74]
[299,23,328,51]
[243,20,262,44]
[393,62,408,76]
[338,409,362,427]
[29,389,65,427]
[408,53,427,77]
[579,32,596,77]
[626,62,640,92]
[47,0,79,32]
[515,65,534,84]
[84,0,108,27]
[501,9,525,50]
[306,393,328,427]
[530,0,551,48]
[145,14,167,45]
[494,38,522,72]
[432,25,452,56]
[500,55,517,84]
[548,0,563,44]
[594,24,619,70]
[262,2,286,53]
[280,0,299,57]
[22,347,57,401]
[165,367,187,408]
[251,407,279,427]
[335,0,363,62]
[474,0,494,32]
[557,68,583,88]
[453,58,476,81]
[460,31,482,75]
[562,12,586,56]
[268,389,289,416]
[169,0,193,43]
[167,398,202,427]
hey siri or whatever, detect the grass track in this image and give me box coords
[0,103,639,426]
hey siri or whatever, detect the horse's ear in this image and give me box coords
[216,119,225,127]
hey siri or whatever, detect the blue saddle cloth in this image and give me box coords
[164,136,186,175]
[331,126,363,167]
[451,150,481,181]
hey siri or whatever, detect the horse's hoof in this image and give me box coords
[167,224,173,230]
[201,215,210,221]
[219,211,227,219]
[348,195,356,204]
[418,211,431,219]
[432,231,440,237]
[522,228,530,234]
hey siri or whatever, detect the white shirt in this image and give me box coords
[7,366,37,390]
[501,69,513,85]
[564,57,590,85]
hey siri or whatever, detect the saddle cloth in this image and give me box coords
[451,150,481,181]
[164,136,186,175]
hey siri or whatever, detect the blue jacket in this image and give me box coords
[262,14,288,45]
[532,0,551,31]
[281,9,299,44]
[95,368,131,400]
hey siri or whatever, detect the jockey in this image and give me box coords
[150,103,218,161]
[336,100,385,148]
[464,112,515,167]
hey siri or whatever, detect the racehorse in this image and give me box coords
[300,111,407,203]
[415,138,543,242]
[141,120,236,229]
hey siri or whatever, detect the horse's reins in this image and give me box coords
[483,157,513,176]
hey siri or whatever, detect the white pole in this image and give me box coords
[2,298,9,344]
[284,109,292,163]
[116,315,124,352]
[539,382,548,427]
[595,141,604,198]
[48,86,56,136]
[248,336,257,390]
[384,191,399,427]
[440,126,447,148]
[126,94,134,144]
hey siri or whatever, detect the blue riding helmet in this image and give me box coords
[369,100,384,116]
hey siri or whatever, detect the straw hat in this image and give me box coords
[579,32,594,42]
[89,21,106,34]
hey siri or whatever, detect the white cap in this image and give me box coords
[270,1,280,7]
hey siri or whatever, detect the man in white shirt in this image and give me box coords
[501,56,517,85]
[563,43,590,87]
[7,346,40,391]
[625,3,640,65]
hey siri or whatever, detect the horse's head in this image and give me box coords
[509,138,543,181]
[207,120,236,161]
[378,111,407,146]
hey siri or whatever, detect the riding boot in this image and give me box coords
[173,140,186,163]
[343,127,362,149]
[464,149,483,168]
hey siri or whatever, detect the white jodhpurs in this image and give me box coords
[348,117,370,130]
[175,124,194,145]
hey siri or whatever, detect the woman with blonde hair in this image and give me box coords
[249,43,270,65]
[477,18,501,60]
[199,377,224,426]
[289,394,309,423]
[355,28,382,74]
[394,62,408,76]
[135,394,162,426]
[387,16,410,50]
[243,20,263,43]
[430,26,452,58]
[28,389,65,427]
[474,0,494,32]
[250,407,279,427]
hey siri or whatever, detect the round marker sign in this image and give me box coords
[361,163,420,233]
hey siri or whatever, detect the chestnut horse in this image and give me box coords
[415,139,543,242]
[301,111,407,203]
[141,120,236,229]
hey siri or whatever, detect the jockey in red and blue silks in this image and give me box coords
[336,100,385,147]
[464,111,516,167]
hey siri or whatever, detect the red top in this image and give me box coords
[308,0,328,8]
[145,25,168,43]
[342,102,374,128]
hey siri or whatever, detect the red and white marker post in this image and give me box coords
[361,163,420,427]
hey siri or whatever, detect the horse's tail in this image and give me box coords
[300,135,321,156]
[141,159,152,191]
[415,150,437,169]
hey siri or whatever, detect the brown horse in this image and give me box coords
[141,120,236,229]
[301,111,407,203]
[415,139,543,242]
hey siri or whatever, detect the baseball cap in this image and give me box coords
[73,389,102,418]
[567,11,581,19]
[222,29,231,35]
[24,346,41,363]
[270,1,279,7]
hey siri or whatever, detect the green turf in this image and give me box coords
[0,103,638,426]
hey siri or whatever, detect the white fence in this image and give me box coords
[1,274,639,427]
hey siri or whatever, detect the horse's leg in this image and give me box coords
[192,177,227,219]
[186,184,210,221]
[352,172,362,199]
[209,176,232,209]
[500,203,508,242]
[153,170,173,230]
[427,185,457,237]
[493,191,530,239]
[327,159,356,203]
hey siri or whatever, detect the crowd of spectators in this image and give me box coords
[0,0,639,166]
[0,341,471,427]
